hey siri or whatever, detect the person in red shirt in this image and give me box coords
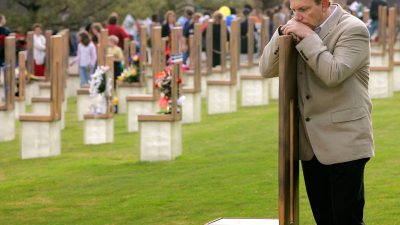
[106,12,129,49]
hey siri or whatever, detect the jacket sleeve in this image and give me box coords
[259,30,280,78]
[295,24,370,88]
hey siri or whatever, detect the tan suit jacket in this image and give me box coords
[259,4,374,165]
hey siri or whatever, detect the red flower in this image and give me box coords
[177,77,182,84]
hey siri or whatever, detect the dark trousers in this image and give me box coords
[302,156,369,225]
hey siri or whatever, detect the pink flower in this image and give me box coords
[159,96,169,109]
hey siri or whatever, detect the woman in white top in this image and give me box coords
[33,23,46,77]
[76,32,97,86]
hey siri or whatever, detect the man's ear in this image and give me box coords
[321,0,330,11]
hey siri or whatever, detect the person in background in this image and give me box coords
[177,7,193,27]
[152,14,161,26]
[369,0,387,40]
[89,22,103,45]
[281,0,292,23]
[162,10,176,38]
[14,27,27,67]
[347,0,363,19]
[32,23,46,77]
[226,7,237,32]
[182,12,202,66]
[76,32,97,87]
[0,14,10,68]
[123,14,140,41]
[265,9,274,39]
[106,12,129,49]
[200,12,210,32]
[240,7,256,54]
[162,10,176,61]
[212,11,225,67]
[107,35,123,88]
[200,12,210,52]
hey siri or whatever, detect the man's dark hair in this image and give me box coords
[108,16,118,25]
[244,4,253,11]
[243,8,251,17]
[229,7,237,15]
[151,14,159,23]
[186,8,194,17]
[79,32,90,46]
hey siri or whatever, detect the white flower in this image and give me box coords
[177,96,186,106]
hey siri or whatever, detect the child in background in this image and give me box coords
[76,32,97,87]
[107,35,123,88]
[32,23,46,77]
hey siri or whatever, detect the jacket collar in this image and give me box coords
[318,3,345,40]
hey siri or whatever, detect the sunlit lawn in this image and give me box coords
[0,92,399,225]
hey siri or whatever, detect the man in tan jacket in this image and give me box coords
[259,0,374,224]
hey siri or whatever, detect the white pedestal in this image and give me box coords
[14,100,26,119]
[0,86,3,104]
[25,82,39,105]
[370,54,388,67]
[32,101,66,129]
[241,78,270,107]
[207,84,237,115]
[145,66,152,78]
[183,74,194,88]
[77,94,91,121]
[207,218,279,225]
[201,76,209,98]
[67,75,80,98]
[139,120,182,161]
[84,117,114,145]
[369,70,394,98]
[21,120,61,159]
[208,71,231,82]
[32,101,50,114]
[371,44,382,52]
[394,51,400,62]
[394,64,400,92]
[62,99,67,113]
[127,99,156,132]
[370,54,382,66]
[39,87,50,97]
[269,77,279,100]
[117,85,146,114]
[0,110,16,142]
[182,92,201,124]
[238,66,260,89]
[146,74,153,95]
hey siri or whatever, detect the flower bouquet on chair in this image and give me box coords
[118,54,140,84]
[155,65,185,114]
[88,66,112,115]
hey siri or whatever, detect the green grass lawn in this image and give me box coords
[0,92,399,225]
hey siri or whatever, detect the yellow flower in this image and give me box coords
[133,55,139,62]
[131,69,137,76]
[117,76,123,81]
[113,97,119,105]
